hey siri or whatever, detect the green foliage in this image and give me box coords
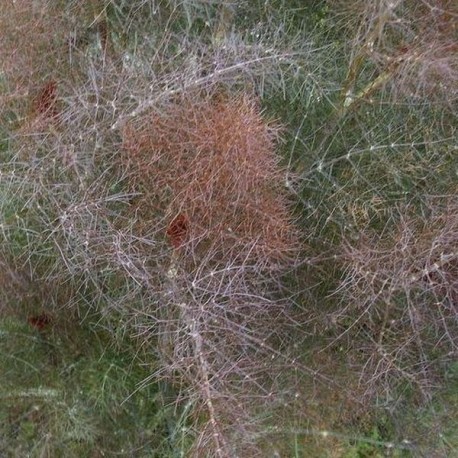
[0,314,180,457]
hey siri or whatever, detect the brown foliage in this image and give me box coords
[122,93,299,267]
[0,1,66,86]
[33,80,59,119]
[0,1,103,129]
[166,213,190,249]
[28,313,52,331]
